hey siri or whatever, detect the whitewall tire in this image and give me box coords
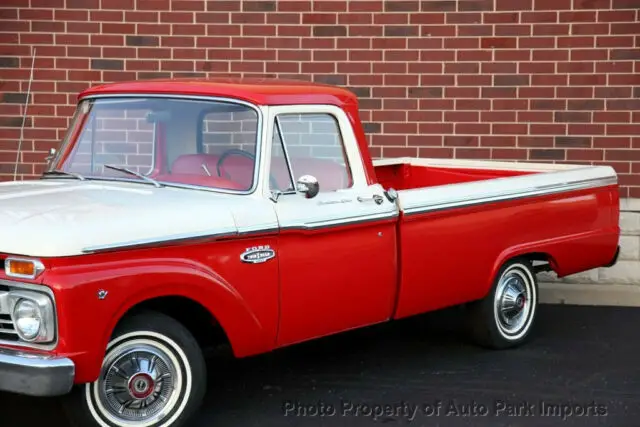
[467,259,539,349]
[63,311,206,427]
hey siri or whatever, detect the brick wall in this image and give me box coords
[0,0,639,195]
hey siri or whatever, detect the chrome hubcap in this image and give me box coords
[96,341,182,425]
[495,268,533,337]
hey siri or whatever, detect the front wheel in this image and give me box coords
[467,259,539,349]
[63,310,206,427]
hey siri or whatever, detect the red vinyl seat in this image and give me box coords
[169,153,352,192]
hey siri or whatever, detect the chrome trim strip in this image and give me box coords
[280,210,399,231]
[402,175,618,216]
[237,225,280,236]
[81,224,281,254]
[72,93,265,196]
[0,346,75,397]
[81,226,238,254]
[0,280,59,352]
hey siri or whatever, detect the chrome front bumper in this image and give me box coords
[0,346,75,397]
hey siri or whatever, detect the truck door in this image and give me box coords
[265,104,399,347]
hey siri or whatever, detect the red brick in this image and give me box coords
[574,0,612,8]
[535,0,571,9]
[599,10,636,21]
[496,0,533,10]
[410,13,445,24]
[557,87,595,98]
[567,149,603,161]
[484,12,520,23]
[594,137,631,148]
[519,111,554,122]
[496,24,532,36]
[493,124,529,135]
[558,36,595,47]
[457,25,493,36]
[521,11,557,22]
[598,35,635,48]
[568,124,605,135]
[560,11,597,21]
[482,37,517,49]
[519,36,555,48]
[557,62,595,74]
[481,136,517,147]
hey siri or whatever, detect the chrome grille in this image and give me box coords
[0,314,17,341]
[0,285,18,341]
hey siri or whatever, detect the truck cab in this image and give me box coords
[0,78,620,427]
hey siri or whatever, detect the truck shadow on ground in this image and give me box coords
[3,304,640,426]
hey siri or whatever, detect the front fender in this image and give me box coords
[44,257,273,383]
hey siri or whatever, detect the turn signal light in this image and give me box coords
[5,258,45,279]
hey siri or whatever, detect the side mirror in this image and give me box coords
[296,175,319,199]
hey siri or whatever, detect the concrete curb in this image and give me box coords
[539,282,640,307]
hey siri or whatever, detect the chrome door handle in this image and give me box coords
[357,195,384,205]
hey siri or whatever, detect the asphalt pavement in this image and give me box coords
[3,304,639,426]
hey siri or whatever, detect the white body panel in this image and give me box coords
[0,180,277,257]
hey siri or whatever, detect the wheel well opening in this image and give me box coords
[521,252,557,275]
[118,296,231,355]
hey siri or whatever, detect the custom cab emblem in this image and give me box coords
[240,245,276,264]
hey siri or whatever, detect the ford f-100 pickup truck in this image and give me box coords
[0,78,620,427]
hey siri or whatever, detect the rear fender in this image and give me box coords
[486,244,559,297]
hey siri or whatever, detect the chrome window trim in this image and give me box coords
[0,280,59,352]
[401,175,618,216]
[55,93,265,196]
[273,116,297,192]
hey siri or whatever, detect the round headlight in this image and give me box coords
[13,299,43,341]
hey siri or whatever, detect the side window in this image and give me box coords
[269,113,353,193]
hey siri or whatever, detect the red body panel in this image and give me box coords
[275,219,398,347]
[40,236,280,383]
[80,78,356,108]
[394,185,619,319]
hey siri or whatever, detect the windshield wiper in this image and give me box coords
[42,170,86,180]
[104,164,162,188]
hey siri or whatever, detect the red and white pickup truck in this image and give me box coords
[0,78,620,427]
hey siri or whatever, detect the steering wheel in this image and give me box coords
[216,149,281,191]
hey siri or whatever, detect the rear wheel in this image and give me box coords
[467,259,539,349]
[63,310,206,427]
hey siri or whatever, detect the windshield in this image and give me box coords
[48,96,261,192]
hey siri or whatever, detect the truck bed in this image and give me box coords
[373,157,620,319]
[374,157,586,191]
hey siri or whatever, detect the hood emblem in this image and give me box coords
[240,245,276,264]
